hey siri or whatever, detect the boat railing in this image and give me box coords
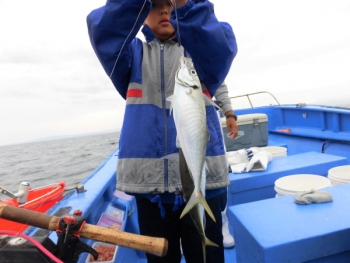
[229,91,281,108]
[0,182,65,209]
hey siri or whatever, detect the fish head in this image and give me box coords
[175,56,201,91]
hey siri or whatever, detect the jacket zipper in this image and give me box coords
[160,43,169,189]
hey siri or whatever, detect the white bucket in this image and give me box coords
[327,165,350,186]
[274,174,331,197]
[261,146,287,158]
[328,177,345,186]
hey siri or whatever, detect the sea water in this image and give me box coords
[0,132,120,193]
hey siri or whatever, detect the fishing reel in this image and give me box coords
[55,213,98,263]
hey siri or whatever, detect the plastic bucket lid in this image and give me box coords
[328,165,350,181]
[274,174,331,195]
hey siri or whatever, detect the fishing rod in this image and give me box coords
[0,204,168,259]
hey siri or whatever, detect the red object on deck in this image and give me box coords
[0,181,66,232]
[73,209,82,216]
[276,128,291,133]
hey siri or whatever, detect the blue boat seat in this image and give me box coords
[228,151,348,207]
[228,183,350,262]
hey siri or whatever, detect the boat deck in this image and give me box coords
[23,104,350,263]
[228,151,347,206]
[229,183,350,263]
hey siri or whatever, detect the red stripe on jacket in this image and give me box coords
[127,89,142,98]
[203,90,212,98]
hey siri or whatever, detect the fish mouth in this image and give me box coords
[175,77,200,89]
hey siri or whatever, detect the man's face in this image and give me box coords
[144,0,174,42]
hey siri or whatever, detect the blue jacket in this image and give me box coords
[87,0,237,194]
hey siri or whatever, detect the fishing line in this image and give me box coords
[171,0,182,47]
[109,0,148,78]
[110,0,182,79]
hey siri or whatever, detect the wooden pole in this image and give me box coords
[0,204,167,257]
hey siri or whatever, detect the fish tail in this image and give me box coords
[200,237,219,263]
[180,192,216,222]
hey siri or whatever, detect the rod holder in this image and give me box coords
[16,182,30,204]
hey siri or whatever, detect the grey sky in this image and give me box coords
[1,0,350,146]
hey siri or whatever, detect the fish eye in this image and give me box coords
[191,70,197,75]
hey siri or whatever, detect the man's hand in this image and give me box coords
[226,118,238,140]
[225,111,238,140]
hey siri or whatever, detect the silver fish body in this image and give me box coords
[169,56,216,222]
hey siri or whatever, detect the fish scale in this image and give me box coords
[174,96,206,193]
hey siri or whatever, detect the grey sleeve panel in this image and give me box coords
[214,82,233,114]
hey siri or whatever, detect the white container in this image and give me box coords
[327,165,350,186]
[261,146,287,158]
[274,174,331,197]
[86,242,117,263]
[221,113,268,151]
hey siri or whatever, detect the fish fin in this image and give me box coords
[202,94,223,112]
[167,95,174,115]
[204,161,209,172]
[205,237,219,247]
[180,191,216,222]
[161,153,179,161]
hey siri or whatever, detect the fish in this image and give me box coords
[179,148,219,262]
[167,56,217,222]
